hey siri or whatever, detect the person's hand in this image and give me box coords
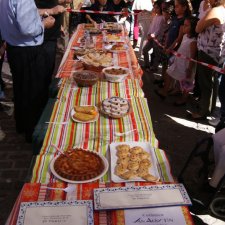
[51,5,66,15]
[43,16,55,29]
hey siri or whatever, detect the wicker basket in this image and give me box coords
[73,70,99,87]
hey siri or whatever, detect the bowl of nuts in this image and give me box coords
[73,70,99,87]
[102,66,129,83]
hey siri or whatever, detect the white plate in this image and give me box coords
[104,35,125,43]
[70,106,99,123]
[50,150,109,184]
[110,141,160,183]
[104,43,128,52]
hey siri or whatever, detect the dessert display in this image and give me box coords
[71,105,99,122]
[105,34,123,42]
[84,23,95,29]
[114,144,159,182]
[100,97,130,118]
[111,43,127,51]
[53,149,105,181]
[89,28,102,35]
[73,70,99,87]
[80,51,112,68]
[102,66,129,82]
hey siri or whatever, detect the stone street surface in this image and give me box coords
[0,47,224,225]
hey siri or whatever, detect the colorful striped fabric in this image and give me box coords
[21,23,195,225]
[56,24,143,83]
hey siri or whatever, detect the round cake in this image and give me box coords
[54,149,105,181]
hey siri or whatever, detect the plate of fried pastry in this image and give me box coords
[50,148,109,183]
[110,142,160,183]
[71,105,99,123]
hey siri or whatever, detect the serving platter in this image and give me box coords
[110,141,160,183]
[70,106,99,123]
[50,150,109,184]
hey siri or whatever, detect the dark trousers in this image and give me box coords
[0,51,5,91]
[42,40,57,82]
[197,50,219,116]
[7,44,49,137]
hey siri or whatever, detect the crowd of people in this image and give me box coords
[140,0,225,132]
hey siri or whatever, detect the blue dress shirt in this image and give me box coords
[0,0,44,46]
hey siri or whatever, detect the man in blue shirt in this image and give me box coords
[0,0,55,142]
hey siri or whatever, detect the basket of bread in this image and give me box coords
[73,70,99,87]
[102,66,129,82]
[100,96,130,118]
[71,105,99,123]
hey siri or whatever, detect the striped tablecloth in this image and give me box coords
[56,24,143,83]
[6,24,194,225]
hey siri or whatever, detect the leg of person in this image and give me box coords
[210,73,219,114]
[219,74,225,119]
[42,40,57,83]
[142,39,153,69]
[25,45,50,142]
[196,51,217,118]
[209,128,225,188]
[0,51,5,93]
[6,45,26,133]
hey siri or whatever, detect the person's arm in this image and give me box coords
[186,41,197,79]
[86,14,97,25]
[196,7,221,33]
[17,0,45,36]
[38,5,66,16]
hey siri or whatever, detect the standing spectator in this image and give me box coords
[157,0,192,88]
[142,1,165,71]
[132,0,154,48]
[86,0,128,24]
[35,1,70,81]
[0,0,55,142]
[189,0,225,120]
[155,16,198,106]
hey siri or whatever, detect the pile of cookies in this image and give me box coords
[114,144,159,182]
[72,106,98,122]
[101,97,130,118]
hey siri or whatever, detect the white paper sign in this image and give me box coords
[125,207,188,225]
[94,184,191,210]
[16,200,94,225]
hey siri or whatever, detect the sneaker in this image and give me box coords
[208,117,220,127]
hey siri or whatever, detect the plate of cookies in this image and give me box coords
[110,142,160,183]
[71,105,99,123]
[100,97,130,118]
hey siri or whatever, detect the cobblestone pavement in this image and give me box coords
[0,50,224,225]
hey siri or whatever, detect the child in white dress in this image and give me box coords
[155,16,198,105]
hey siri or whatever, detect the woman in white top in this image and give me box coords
[189,0,225,120]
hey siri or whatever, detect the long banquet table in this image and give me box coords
[6,24,194,225]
